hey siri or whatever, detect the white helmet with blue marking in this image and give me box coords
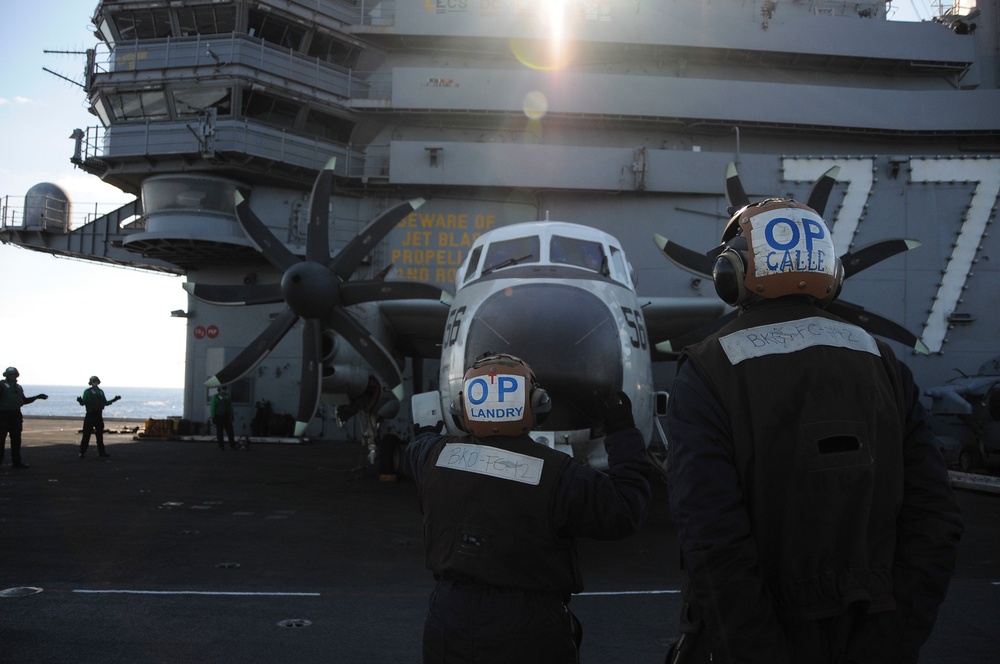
[713,198,844,308]
[452,352,551,437]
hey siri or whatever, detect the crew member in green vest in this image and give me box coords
[77,375,120,459]
[211,385,237,450]
[1,366,48,469]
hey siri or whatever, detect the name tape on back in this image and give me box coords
[719,316,880,365]
[436,443,544,485]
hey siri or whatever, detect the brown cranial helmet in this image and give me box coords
[713,198,843,308]
[453,352,551,437]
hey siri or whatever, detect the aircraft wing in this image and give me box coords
[640,297,730,359]
[379,298,453,359]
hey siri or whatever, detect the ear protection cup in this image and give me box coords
[712,234,751,307]
[818,257,845,309]
[712,248,746,307]
[449,393,468,433]
[529,382,551,427]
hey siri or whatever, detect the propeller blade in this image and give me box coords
[182,282,283,306]
[840,239,921,279]
[306,157,336,264]
[294,319,324,437]
[339,280,449,306]
[654,234,714,278]
[330,198,426,281]
[826,301,929,354]
[725,162,750,213]
[805,165,840,216]
[326,307,404,398]
[234,192,300,273]
[655,310,738,355]
[204,308,299,387]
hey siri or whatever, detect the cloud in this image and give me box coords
[15,96,33,104]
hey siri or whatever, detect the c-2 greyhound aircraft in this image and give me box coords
[411,220,726,469]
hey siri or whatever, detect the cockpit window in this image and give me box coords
[482,236,539,274]
[460,246,483,285]
[550,235,606,273]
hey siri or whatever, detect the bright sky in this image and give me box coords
[0,1,941,389]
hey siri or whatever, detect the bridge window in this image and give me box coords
[142,176,238,216]
[113,8,174,41]
[175,87,233,118]
[241,90,300,130]
[177,5,237,37]
[248,9,307,50]
[483,237,539,274]
[308,31,361,68]
[550,235,605,273]
[303,109,355,143]
[108,90,169,121]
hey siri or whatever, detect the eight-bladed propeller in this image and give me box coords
[654,162,928,355]
[184,157,446,436]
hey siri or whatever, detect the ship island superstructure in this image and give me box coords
[1,0,998,443]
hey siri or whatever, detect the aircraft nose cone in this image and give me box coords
[464,283,623,431]
[281,261,340,319]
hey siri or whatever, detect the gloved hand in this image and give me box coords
[413,420,444,437]
[36,394,48,400]
[603,391,635,435]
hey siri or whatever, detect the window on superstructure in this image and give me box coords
[241,90,300,130]
[113,9,173,41]
[177,5,237,37]
[307,32,361,68]
[303,109,355,143]
[175,88,233,118]
[108,91,170,121]
[550,235,606,273]
[247,9,307,51]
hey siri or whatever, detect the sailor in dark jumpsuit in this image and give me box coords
[664,199,963,663]
[406,352,651,663]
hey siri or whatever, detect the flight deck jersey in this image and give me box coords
[682,299,906,620]
[417,433,580,593]
[81,387,111,413]
[0,380,27,412]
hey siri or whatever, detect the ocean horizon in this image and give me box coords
[18,385,184,420]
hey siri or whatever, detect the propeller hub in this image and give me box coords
[281,261,340,320]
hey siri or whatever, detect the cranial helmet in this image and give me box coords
[450,352,551,437]
[713,198,844,308]
[89,376,101,386]
[3,367,18,379]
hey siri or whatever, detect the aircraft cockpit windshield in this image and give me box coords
[481,236,540,274]
[457,226,636,292]
[550,235,606,274]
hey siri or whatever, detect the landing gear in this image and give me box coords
[377,434,405,482]
[959,444,984,472]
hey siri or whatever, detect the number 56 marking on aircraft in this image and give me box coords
[621,306,648,350]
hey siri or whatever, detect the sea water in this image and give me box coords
[18,385,183,420]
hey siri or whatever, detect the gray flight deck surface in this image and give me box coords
[1,419,997,663]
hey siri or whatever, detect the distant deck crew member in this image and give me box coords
[211,385,237,450]
[77,375,120,459]
[664,199,963,663]
[406,352,651,663]
[0,367,48,469]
